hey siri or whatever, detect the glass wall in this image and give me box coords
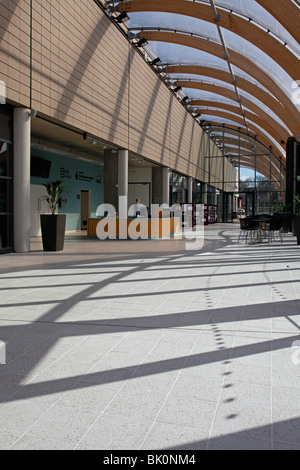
[0,106,13,254]
[170,172,187,205]
[193,181,202,203]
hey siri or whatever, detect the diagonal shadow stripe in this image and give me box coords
[159,416,300,450]
[53,13,111,120]
[3,332,299,403]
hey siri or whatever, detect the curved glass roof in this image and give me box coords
[175,75,291,132]
[128,11,299,104]
[106,0,300,180]
[197,0,300,56]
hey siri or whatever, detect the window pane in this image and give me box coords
[0,178,12,212]
[0,215,12,251]
[0,142,12,177]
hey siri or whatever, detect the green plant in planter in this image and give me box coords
[40,180,67,251]
[274,202,292,214]
[274,202,292,233]
[42,180,66,214]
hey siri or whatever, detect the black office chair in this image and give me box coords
[238,218,247,242]
[239,217,259,243]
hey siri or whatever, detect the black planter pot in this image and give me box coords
[282,214,292,233]
[40,214,66,251]
[292,216,296,236]
[293,215,300,245]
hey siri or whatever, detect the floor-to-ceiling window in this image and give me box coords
[0,105,13,254]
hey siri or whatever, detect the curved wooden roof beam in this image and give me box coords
[222,139,276,159]
[209,126,258,141]
[226,154,281,179]
[207,123,285,164]
[209,165,281,192]
[177,82,289,144]
[230,164,281,191]
[209,124,269,143]
[211,131,276,156]
[200,108,285,147]
[224,151,281,182]
[225,151,282,181]
[222,142,261,154]
[228,156,277,178]
[138,31,300,123]
[120,0,299,79]
[209,125,266,145]
[223,146,254,156]
[166,65,299,135]
[190,99,289,140]
[198,107,287,146]
[222,137,271,154]
[202,115,284,159]
[255,0,300,43]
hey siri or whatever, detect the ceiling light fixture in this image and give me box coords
[149,57,161,66]
[114,12,130,23]
[137,38,148,47]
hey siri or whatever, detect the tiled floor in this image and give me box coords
[0,224,300,450]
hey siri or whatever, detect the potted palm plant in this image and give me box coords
[40,180,67,251]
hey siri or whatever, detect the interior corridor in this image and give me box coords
[0,225,300,450]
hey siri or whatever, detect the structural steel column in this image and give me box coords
[202,183,208,204]
[104,149,118,210]
[212,188,218,205]
[162,167,170,205]
[293,140,297,215]
[188,177,193,204]
[14,108,31,253]
[152,167,163,205]
[222,124,225,222]
[238,128,241,195]
[280,158,282,200]
[286,137,295,207]
[208,130,211,186]
[118,149,128,218]
[254,136,257,215]
[269,146,273,211]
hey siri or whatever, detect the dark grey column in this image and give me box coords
[152,167,163,205]
[202,183,208,204]
[188,177,193,203]
[118,149,128,218]
[104,149,118,210]
[162,167,170,205]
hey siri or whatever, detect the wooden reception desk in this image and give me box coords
[87,217,181,239]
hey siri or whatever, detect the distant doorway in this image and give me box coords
[81,190,91,229]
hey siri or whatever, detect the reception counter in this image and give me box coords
[87,217,181,239]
